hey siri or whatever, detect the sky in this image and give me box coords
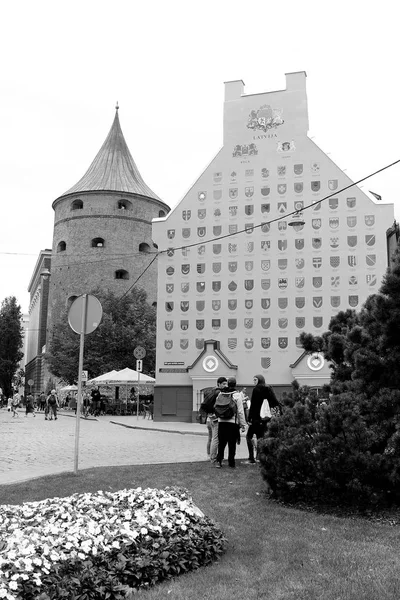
[1,0,399,314]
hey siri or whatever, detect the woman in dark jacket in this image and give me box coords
[246,374,279,464]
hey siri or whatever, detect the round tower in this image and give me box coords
[49,108,169,316]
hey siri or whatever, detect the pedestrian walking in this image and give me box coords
[91,386,101,416]
[245,374,280,464]
[25,393,36,417]
[215,377,246,469]
[200,376,228,463]
[11,392,20,417]
[46,389,59,420]
[7,396,12,412]
[39,391,46,412]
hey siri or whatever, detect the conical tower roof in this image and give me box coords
[58,108,161,200]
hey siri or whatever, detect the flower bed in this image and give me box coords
[0,487,226,599]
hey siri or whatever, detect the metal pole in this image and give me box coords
[137,370,140,420]
[74,294,88,475]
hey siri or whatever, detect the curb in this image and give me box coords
[109,421,208,436]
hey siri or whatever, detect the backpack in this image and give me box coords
[214,391,237,420]
[48,394,57,406]
[199,387,220,414]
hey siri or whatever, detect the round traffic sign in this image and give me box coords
[134,346,146,359]
[27,379,34,386]
[68,294,103,335]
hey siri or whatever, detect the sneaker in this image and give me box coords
[215,462,222,468]
[245,459,256,464]
[229,463,236,469]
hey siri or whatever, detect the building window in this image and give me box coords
[57,241,66,252]
[139,242,151,253]
[115,269,129,280]
[118,200,132,210]
[71,200,83,210]
[91,237,105,248]
[159,210,166,218]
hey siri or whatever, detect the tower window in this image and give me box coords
[115,269,129,280]
[91,237,105,248]
[152,302,157,308]
[159,210,166,218]
[118,200,132,210]
[139,242,151,253]
[57,241,66,252]
[71,200,83,210]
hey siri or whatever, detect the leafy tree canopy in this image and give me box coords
[46,288,156,384]
[0,296,24,397]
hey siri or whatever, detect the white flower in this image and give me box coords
[8,582,18,591]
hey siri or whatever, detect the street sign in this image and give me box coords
[27,379,34,386]
[136,360,143,372]
[81,371,88,382]
[134,346,146,359]
[68,295,103,335]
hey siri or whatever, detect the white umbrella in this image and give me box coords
[87,370,118,385]
[104,367,155,384]
[59,384,78,392]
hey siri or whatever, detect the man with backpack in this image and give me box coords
[200,376,228,464]
[214,377,246,469]
[46,389,59,421]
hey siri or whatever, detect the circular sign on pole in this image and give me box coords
[27,379,34,386]
[68,295,103,335]
[134,346,146,359]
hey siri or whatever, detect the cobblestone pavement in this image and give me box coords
[0,409,248,487]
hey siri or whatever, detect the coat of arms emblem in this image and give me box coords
[165,339,173,350]
[228,281,237,292]
[365,235,375,246]
[180,339,189,350]
[229,243,238,254]
[245,187,254,197]
[213,190,222,200]
[312,219,321,230]
[365,215,375,227]
[198,191,206,201]
[245,169,254,178]
[313,277,322,288]
[331,276,340,288]
[180,301,189,312]
[261,260,270,272]
[166,247,175,257]
[311,181,320,192]
[228,262,237,272]
[261,318,271,329]
[196,301,205,312]
[296,317,306,329]
[212,281,221,292]
[229,188,238,199]
[349,295,358,307]
[261,241,271,252]
[295,239,305,250]
[294,200,304,211]
[294,164,303,175]
[329,198,338,210]
[312,238,322,249]
[245,205,254,216]
[348,256,357,268]
[229,206,237,217]
[261,337,271,349]
[180,320,189,331]
[296,277,305,288]
[278,259,287,270]
[313,257,322,269]
[213,172,222,183]
[245,224,254,234]
[261,203,270,213]
[261,298,271,310]
[246,242,254,253]
[229,225,238,235]
[182,210,191,221]
[245,299,253,310]
[349,276,358,286]
[347,197,356,208]
[278,240,287,251]
[347,216,357,228]
[348,236,358,247]
[196,338,204,349]
[196,320,204,330]
[278,278,288,289]
[261,279,271,290]
[198,209,206,220]
[278,337,288,349]
[197,245,205,256]
[313,297,323,308]
[278,318,288,329]
[166,266,174,277]
[328,180,338,190]
[278,185,287,195]
[213,244,221,255]
[261,223,270,233]
[261,186,270,197]
[261,357,271,369]
[366,274,377,286]
[278,298,288,309]
[294,182,303,194]
[212,319,221,329]
[261,168,269,178]
[244,338,254,349]
[330,256,340,268]
[197,227,206,237]
[329,218,339,229]
[330,237,339,249]
[331,296,340,308]
[197,263,205,274]
[181,264,190,275]
[212,263,221,274]
[165,320,173,331]
[277,165,286,176]
[228,299,237,311]
[182,228,191,239]
[313,317,323,328]
[244,280,254,291]
[196,282,205,293]
[313,201,322,211]
[366,254,376,266]
[228,319,237,330]
[167,229,175,239]
[244,319,253,330]
[166,283,174,294]
[311,162,320,173]
[212,300,221,311]
[278,221,287,231]
[213,226,222,236]
[247,105,284,132]
[296,258,305,269]
[181,282,189,294]
[227,338,237,350]
[165,301,173,312]
[295,297,305,309]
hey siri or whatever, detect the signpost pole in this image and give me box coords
[74,294,88,475]
[137,369,140,421]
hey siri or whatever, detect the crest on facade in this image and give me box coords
[196,320,204,330]
[165,301,174,312]
[229,243,238,253]
[365,215,375,227]
[313,317,323,328]
[244,338,254,349]
[277,165,286,177]
[261,168,269,178]
[278,221,287,231]
[261,241,271,252]
[296,277,305,289]
[167,229,175,239]
[213,190,222,201]
[261,357,272,369]
[347,216,357,228]
[245,242,254,253]
[330,237,339,249]
[348,236,358,247]
[244,319,253,330]
[246,105,284,132]
[294,201,304,212]
[261,337,271,349]
[329,217,339,229]
[213,244,221,255]
[348,255,357,268]
[229,206,237,218]
[166,283,174,294]
[311,162,320,173]
[365,235,375,246]
[228,281,237,292]
[182,210,191,221]
[295,258,305,269]
[245,224,254,234]
[331,276,340,288]
[278,141,295,153]
[261,298,271,310]
[278,297,288,309]
[164,339,173,350]
[196,301,205,312]
[278,185,287,195]
[295,238,305,250]
[228,262,237,273]
[181,264,190,275]
[197,263,205,274]
[295,297,305,309]
[196,338,204,349]
[294,164,303,175]
[245,299,253,310]
[312,238,322,249]
[245,169,254,178]
[244,280,254,291]
[329,198,339,210]
[230,171,237,182]
[278,259,287,270]
[196,282,205,293]
[312,219,321,230]
[227,338,237,350]
[349,295,358,307]
[232,143,258,157]
[181,282,190,294]
[261,279,271,290]
[181,247,190,258]
[212,319,221,330]
[213,226,222,237]
[180,301,189,312]
[261,204,270,214]
[228,319,237,330]
[366,254,376,266]
[245,261,254,272]
[278,278,288,289]
[278,318,288,329]
[347,197,356,208]
[311,181,320,192]
[313,201,322,211]
[313,257,322,269]
[245,187,254,197]
[229,225,238,235]
[278,240,287,251]
[166,266,175,277]
[198,191,206,201]
[165,320,173,331]
[331,296,340,308]
[328,179,338,190]
[197,227,206,237]
[245,204,254,216]
[229,188,238,199]
[261,260,271,272]
[228,299,237,311]
[182,228,191,239]
[261,318,271,329]
[181,320,189,331]
[196,245,205,256]
[278,337,288,349]
[313,296,323,308]
[261,222,270,234]
[367,274,377,286]
[349,275,358,286]
[198,209,206,220]
[213,172,222,183]
[212,262,221,274]
[212,300,221,311]
[261,186,270,197]
[296,317,305,329]
[180,339,189,350]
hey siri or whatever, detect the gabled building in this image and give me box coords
[152,72,395,422]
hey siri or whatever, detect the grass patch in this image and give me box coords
[1,461,400,600]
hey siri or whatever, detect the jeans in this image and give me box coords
[206,418,219,462]
[246,421,267,461]
[217,422,238,467]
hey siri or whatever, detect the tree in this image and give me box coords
[0,296,24,398]
[46,287,157,384]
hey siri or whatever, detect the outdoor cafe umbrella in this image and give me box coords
[87,370,118,385]
[103,367,155,384]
